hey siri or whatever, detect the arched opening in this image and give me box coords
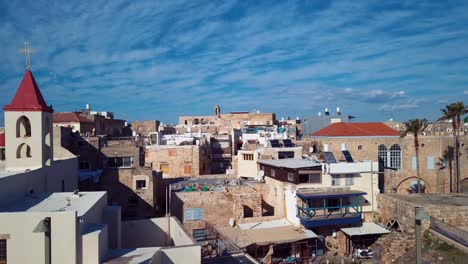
[16,116,31,138]
[390,144,402,170]
[16,143,32,159]
[378,144,388,168]
[461,178,468,193]
[243,205,254,218]
[194,118,200,125]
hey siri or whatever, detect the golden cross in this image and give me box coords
[18,41,36,71]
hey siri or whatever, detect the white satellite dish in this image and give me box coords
[309,147,314,153]
[258,170,265,178]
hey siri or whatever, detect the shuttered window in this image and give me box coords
[427,156,434,170]
[185,208,203,221]
[345,174,354,186]
[160,163,169,174]
[184,164,193,175]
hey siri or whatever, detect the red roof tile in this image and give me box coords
[3,71,53,112]
[311,122,400,137]
[0,133,5,147]
[53,112,93,123]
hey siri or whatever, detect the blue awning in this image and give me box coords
[297,190,367,200]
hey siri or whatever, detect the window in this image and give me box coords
[332,175,341,186]
[278,151,295,159]
[16,116,31,138]
[390,144,402,170]
[345,174,354,186]
[79,160,90,170]
[193,229,206,241]
[168,149,177,156]
[0,239,6,264]
[287,172,295,182]
[243,206,253,218]
[185,208,203,221]
[298,173,321,184]
[427,156,434,170]
[243,154,254,160]
[16,143,31,159]
[378,145,388,168]
[160,163,169,174]
[184,164,193,175]
[270,169,275,177]
[108,157,132,168]
[136,180,146,190]
[412,156,417,170]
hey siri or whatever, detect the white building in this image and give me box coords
[0,69,200,264]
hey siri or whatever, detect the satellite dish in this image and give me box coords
[258,170,265,178]
[229,218,235,227]
[309,147,314,153]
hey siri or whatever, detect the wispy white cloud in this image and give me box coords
[1,0,468,123]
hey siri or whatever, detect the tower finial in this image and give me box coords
[18,41,36,71]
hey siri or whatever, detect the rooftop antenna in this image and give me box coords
[18,41,36,71]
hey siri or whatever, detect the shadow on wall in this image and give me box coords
[152,250,176,264]
[121,218,173,248]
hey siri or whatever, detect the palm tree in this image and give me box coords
[401,119,429,193]
[438,102,468,193]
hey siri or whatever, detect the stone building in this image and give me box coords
[98,138,161,218]
[131,120,160,136]
[145,142,211,179]
[53,112,95,135]
[178,105,276,134]
[308,122,468,194]
[170,177,278,235]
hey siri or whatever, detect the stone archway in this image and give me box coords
[394,176,432,193]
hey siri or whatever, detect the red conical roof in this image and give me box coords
[3,70,53,112]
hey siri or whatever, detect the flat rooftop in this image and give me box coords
[104,247,159,264]
[257,159,322,169]
[0,191,106,216]
[383,193,468,208]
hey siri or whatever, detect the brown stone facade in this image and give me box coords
[171,184,281,234]
[132,120,160,136]
[301,135,468,194]
[377,194,468,233]
[145,144,211,178]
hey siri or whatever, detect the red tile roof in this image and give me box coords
[53,112,93,123]
[0,133,5,147]
[3,70,53,112]
[311,122,400,137]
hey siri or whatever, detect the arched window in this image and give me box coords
[16,143,32,158]
[16,116,31,138]
[390,144,402,170]
[378,144,388,168]
[194,118,199,125]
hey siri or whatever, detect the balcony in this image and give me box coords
[296,190,366,228]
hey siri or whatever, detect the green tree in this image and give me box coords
[401,119,429,193]
[438,102,468,193]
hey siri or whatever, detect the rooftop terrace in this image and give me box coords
[0,191,106,216]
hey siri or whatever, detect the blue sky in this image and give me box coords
[1,0,468,125]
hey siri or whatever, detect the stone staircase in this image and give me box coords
[372,231,415,264]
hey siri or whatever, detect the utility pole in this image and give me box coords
[415,207,429,264]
